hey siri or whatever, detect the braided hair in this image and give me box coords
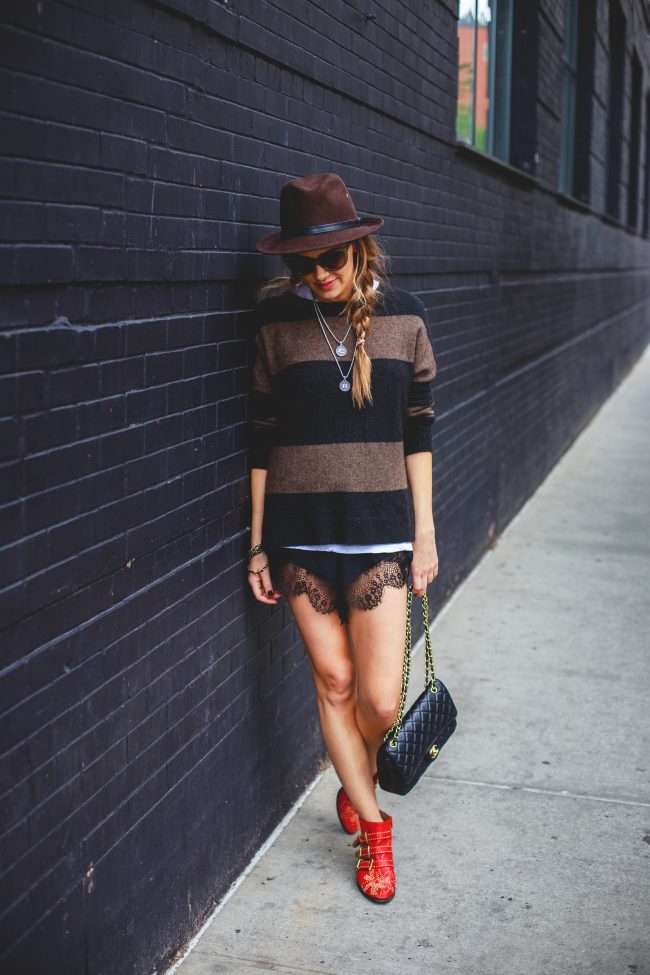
[345,235,388,408]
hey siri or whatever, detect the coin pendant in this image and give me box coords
[339,379,351,392]
[336,344,347,356]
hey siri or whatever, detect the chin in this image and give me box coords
[318,283,346,299]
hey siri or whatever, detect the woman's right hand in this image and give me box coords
[247,550,283,605]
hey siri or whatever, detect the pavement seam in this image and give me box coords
[188,951,342,975]
[427,774,650,807]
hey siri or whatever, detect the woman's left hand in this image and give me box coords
[411,529,439,597]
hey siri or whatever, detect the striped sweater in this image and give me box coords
[250,285,436,549]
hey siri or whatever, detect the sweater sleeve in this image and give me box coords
[249,324,279,470]
[404,301,437,456]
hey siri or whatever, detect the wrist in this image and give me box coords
[247,541,265,561]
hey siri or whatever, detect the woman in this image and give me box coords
[247,172,438,904]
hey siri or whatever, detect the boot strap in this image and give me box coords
[354,839,393,871]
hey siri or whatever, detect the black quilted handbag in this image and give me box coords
[376,585,457,796]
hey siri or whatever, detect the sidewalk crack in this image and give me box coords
[428,775,650,808]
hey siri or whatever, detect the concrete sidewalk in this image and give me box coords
[174,348,650,975]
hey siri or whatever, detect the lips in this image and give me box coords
[318,280,336,289]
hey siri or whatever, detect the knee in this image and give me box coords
[357,694,400,729]
[315,665,355,710]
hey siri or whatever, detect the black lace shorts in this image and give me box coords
[267,547,414,624]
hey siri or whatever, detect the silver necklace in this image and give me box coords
[313,299,359,392]
[313,299,352,356]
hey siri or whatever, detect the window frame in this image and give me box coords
[559,0,579,195]
[456,0,515,165]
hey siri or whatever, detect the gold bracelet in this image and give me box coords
[247,561,269,576]
[247,542,266,573]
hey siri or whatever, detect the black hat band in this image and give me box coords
[281,217,362,239]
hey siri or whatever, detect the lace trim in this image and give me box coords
[275,563,338,614]
[346,552,411,611]
[276,553,411,616]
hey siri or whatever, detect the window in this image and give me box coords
[559,0,597,203]
[605,0,626,220]
[572,0,597,204]
[559,0,578,194]
[457,0,514,162]
[626,51,643,229]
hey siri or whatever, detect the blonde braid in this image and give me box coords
[346,235,388,408]
[350,297,374,408]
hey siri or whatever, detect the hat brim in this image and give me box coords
[255,216,384,255]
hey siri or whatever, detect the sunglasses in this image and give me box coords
[283,244,350,277]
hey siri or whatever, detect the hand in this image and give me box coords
[411,529,439,598]
[247,549,283,605]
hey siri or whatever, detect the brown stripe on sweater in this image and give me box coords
[252,334,274,393]
[261,315,428,375]
[414,327,437,381]
[252,359,273,393]
[265,442,409,494]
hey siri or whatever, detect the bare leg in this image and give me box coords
[347,583,408,777]
[287,591,383,823]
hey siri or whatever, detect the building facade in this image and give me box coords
[1,1,649,971]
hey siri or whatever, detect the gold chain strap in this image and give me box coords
[422,588,437,692]
[383,585,437,749]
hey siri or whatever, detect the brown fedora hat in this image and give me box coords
[255,172,384,255]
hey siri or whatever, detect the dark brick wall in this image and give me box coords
[1,1,649,972]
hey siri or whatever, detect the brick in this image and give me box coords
[14,160,125,207]
[99,133,147,176]
[45,122,102,167]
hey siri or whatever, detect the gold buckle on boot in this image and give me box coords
[353,833,373,870]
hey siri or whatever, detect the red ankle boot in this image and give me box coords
[353,812,395,903]
[336,786,360,835]
[336,774,379,835]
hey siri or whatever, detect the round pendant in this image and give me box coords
[336,344,347,357]
[339,379,351,392]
